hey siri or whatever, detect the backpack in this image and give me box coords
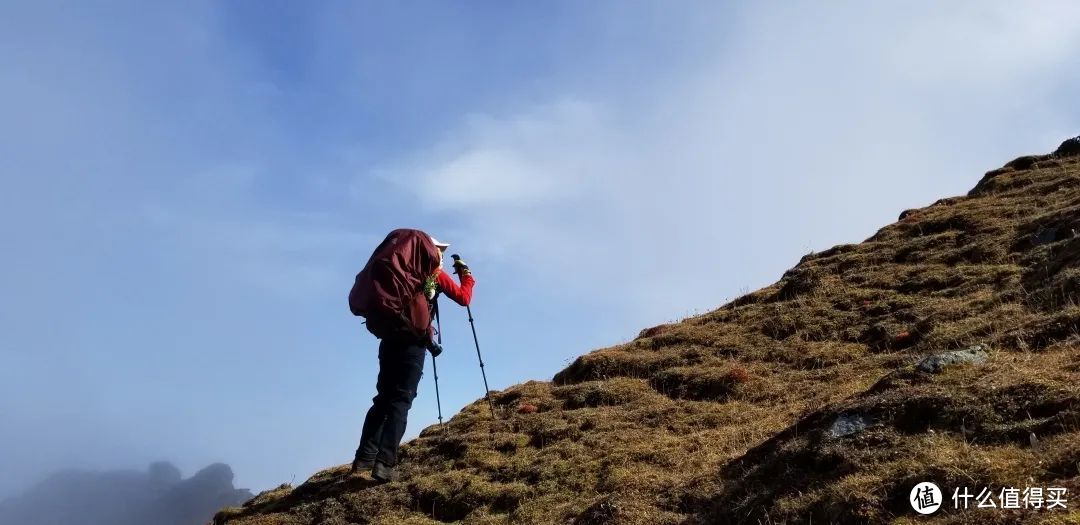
[349,229,441,342]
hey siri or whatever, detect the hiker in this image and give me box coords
[348,230,474,481]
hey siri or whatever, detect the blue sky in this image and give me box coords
[1,1,1078,497]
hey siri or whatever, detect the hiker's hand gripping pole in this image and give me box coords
[452,254,496,420]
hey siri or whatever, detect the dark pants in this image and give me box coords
[355,338,426,466]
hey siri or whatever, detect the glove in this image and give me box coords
[451,254,470,275]
[426,340,443,357]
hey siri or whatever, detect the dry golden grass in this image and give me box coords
[217,139,1080,524]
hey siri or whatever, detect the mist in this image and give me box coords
[0,462,251,525]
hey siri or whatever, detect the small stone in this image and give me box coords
[916,345,990,374]
[518,403,539,414]
[827,414,871,438]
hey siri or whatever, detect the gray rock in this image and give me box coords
[827,414,871,438]
[916,345,989,374]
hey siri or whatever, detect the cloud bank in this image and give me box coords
[382,1,1080,325]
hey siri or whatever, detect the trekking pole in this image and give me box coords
[467,303,496,419]
[452,254,496,419]
[431,299,445,430]
[431,358,445,428]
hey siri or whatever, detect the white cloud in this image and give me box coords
[422,148,552,207]
[891,2,1080,85]
[387,99,608,210]
[377,0,1080,327]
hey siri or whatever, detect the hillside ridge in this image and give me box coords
[218,137,1080,524]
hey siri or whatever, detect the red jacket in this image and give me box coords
[427,269,474,342]
[436,269,474,306]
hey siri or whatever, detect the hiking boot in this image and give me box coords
[350,457,375,475]
[371,462,398,483]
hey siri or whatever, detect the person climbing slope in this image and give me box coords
[347,229,474,482]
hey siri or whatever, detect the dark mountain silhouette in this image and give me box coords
[0,461,252,525]
[218,138,1080,524]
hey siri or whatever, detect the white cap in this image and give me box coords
[430,236,450,251]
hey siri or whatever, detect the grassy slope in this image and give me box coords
[217,139,1080,525]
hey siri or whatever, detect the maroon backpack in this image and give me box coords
[349,229,440,341]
